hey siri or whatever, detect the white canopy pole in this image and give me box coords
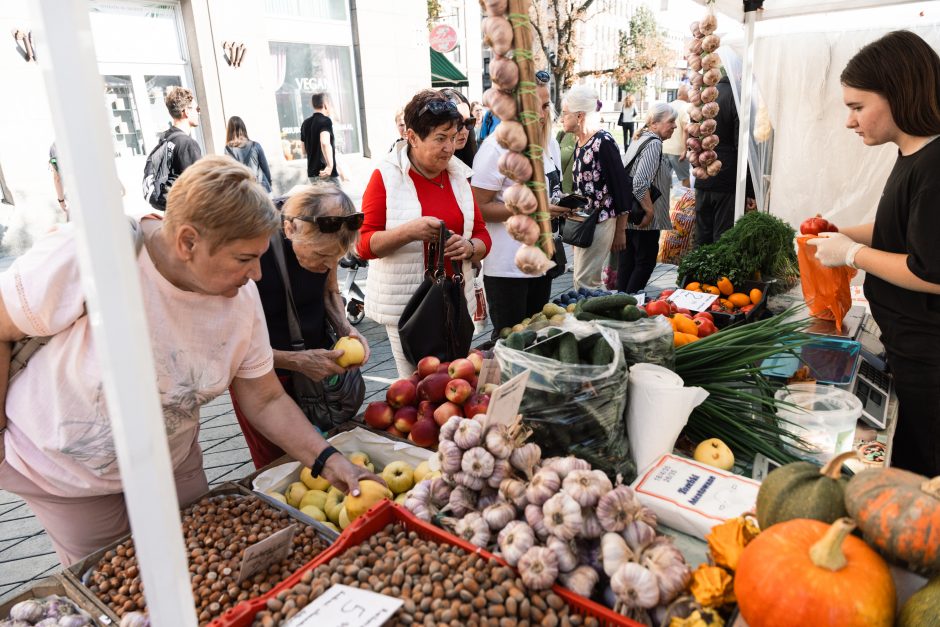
[28,2,198,624]
[733,9,756,221]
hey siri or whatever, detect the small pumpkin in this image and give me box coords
[898,575,940,627]
[756,451,854,529]
[734,518,895,627]
[844,467,940,575]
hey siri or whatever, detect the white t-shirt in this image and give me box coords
[0,223,274,497]
[472,135,561,279]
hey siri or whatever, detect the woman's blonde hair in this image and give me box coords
[282,184,359,252]
[164,155,278,252]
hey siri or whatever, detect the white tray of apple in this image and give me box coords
[253,426,437,534]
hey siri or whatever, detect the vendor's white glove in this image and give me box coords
[807,232,866,269]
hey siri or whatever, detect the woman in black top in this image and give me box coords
[440,88,478,169]
[808,31,940,476]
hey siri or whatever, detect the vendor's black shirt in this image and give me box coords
[864,137,940,367]
[300,112,337,178]
[256,235,330,371]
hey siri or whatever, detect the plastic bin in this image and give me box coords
[674,278,770,328]
[776,383,863,464]
[213,500,643,627]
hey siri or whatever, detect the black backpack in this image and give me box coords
[142,131,176,210]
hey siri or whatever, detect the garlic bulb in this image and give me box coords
[559,565,599,598]
[622,520,656,553]
[487,458,512,489]
[634,505,658,528]
[547,535,579,573]
[515,245,556,276]
[641,540,691,603]
[596,486,641,532]
[454,512,491,548]
[702,34,720,53]
[461,446,495,479]
[525,503,550,540]
[477,487,500,509]
[482,501,516,531]
[439,414,462,442]
[498,151,534,183]
[10,600,45,622]
[510,442,541,478]
[494,120,528,152]
[499,477,528,510]
[602,532,636,577]
[453,418,483,450]
[543,455,591,479]
[563,469,612,507]
[503,183,538,215]
[581,506,604,539]
[404,498,431,521]
[438,439,463,475]
[448,485,477,517]
[485,424,515,459]
[611,562,660,610]
[120,613,151,627]
[481,16,513,56]
[700,13,717,35]
[454,470,486,491]
[526,468,561,506]
[542,492,583,541]
[489,54,519,91]
[497,520,536,566]
[428,476,452,508]
[517,546,559,591]
[506,214,540,246]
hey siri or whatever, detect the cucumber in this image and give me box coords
[589,337,614,366]
[581,294,637,313]
[575,311,600,321]
[505,332,526,351]
[621,305,643,322]
[520,329,537,347]
[577,333,602,361]
[557,333,579,364]
[546,328,564,338]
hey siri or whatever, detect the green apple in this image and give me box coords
[300,505,327,521]
[300,466,331,491]
[266,490,287,504]
[299,489,328,511]
[285,481,308,508]
[381,461,415,495]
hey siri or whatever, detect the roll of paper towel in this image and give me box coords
[627,363,709,471]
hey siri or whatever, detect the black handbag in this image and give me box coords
[398,223,474,365]
[546,227,567,280]
[269,234,366,431]
[561,208,600,248]
[625,137,663,225]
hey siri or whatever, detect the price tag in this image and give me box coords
[237,525,297,583]
[667,289,718,312]
[485,370,530,426]
[476,358,501,394]
[285,584,403,626]
[632,293,647,305]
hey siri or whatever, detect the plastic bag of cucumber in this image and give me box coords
[494,318,635,482]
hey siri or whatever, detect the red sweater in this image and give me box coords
[357,169,491,263]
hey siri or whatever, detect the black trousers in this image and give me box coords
[619,122,636,150]
[694,189,735,246]
[616,229,660,294]
[484,274,553,339]
[887,354,940,476]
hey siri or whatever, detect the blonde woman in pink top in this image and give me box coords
[0,156,382,565]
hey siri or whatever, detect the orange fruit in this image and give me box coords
[719,298,736,311]
[716,277,734,296]
[702,284,720,295]
[685,282,702,292]
[728,293,751,308]
[749,288,763,304]
[672,315,699,336]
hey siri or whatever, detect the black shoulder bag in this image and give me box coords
[398,223,474,365]
[269,234,365,431]
[625,137,663,225]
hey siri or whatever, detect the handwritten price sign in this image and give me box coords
[667,289,718,312]
[285,584,403,626]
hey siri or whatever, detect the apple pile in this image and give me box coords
[363,351,491,449]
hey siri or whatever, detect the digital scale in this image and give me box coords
[854,315,893,429]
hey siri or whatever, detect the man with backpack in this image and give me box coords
[143,86,202,210]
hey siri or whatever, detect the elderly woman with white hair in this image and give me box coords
[561,85,635,289]
[618,102,677,293]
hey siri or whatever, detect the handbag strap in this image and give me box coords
[624,136,658,175]
[269,233,306,352]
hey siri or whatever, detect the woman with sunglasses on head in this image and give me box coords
[807,31,940,477]
[358,89,491,378]
[439,88,479,169]
[230,185,370,469]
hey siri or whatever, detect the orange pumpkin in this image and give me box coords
[844,468,940,574]
[735,518,895,627]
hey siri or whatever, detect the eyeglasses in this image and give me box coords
[188,104,201,114]
[460,117,476,131]
[535,70,551,85]
[418,100,459,117]
[288,213,365,233]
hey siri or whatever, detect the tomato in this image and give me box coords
[694,317,718,337]
[646,300,672,317]
[660,289,676,299]
[693,312,714,323]
[800,214,839,235]
[676,307,692,316]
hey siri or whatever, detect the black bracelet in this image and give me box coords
[311,445,339,478]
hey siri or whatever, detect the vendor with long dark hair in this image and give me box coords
[808,30,940,476]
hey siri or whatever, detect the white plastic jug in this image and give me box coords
[775,383,863,464]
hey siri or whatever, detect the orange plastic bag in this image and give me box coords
[796,235,857,332]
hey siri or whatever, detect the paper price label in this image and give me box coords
[476,358,501,393]
[285,584,403,626]
[237,525,296,583]
[485,370,529,426]
[632,293,647,305]
[667,289,718,312]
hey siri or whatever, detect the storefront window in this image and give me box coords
[264,0,347,21]
[89,2,184,64]
[104,75,146,158]
[269,41,360,158]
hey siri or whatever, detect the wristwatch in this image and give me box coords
[467,238,476,258]
[311,445,339,478]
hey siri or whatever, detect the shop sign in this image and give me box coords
[295,77,330,92]
[668,289,718,312]
[285,584,403,626]
[429,24,458,53]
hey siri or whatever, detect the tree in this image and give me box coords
[528,0,597,110]
[427,0,442,28]
[607,5,673,97]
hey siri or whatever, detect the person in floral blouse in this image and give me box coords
[561,86,638,289]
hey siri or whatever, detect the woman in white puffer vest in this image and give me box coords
[357,90,492,378]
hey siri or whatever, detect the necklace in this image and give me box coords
[409,158,446,188]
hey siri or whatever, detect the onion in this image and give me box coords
[702,34,721,53]
[689,88,702,107]
[703,68,721,87]
[484,0,508,17]
[482,17,514,56]
[700,86,719,104]
[687,54,702,72]
[702,53,721,71]
[515,245,555,275]
[685,123,701,138]
[505,214,540,246]
[490,55,519,91]
[688,106,703,123]
[701,134,719,150]
[686,137,702,152]
[483,87,517,122]
[700,14,718,35]
[699,119,717,135]
[498,151,533,183]
[706,159,723,176]
[701,102,720,119]
[700,150,717,165]
[495,120,528,152]
[504,183,538,215]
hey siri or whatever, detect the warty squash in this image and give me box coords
[755,451,854,529]
[898,575,940,627]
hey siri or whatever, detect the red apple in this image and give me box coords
[467,351,484,374]
[433,401,464,426]
[467,373,479,392]
[408,372,421,385]
[445,378,473,404]
[463,393,490,418]
[417,356,440,379]
[448,358,475,381]
[363,401,394,430]
[386,379,417,409]
[393,405,418,433]
[436,361,451,374]
[694,318,718,337]
[416,372,450,403]
[385,425,406,438]
[409,418,439,447]
[417,399,436,418]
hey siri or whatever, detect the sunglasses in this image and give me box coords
[418,100,459,117]
[289,213,365,233]
[535,70,551,85]
[459,117,476,131]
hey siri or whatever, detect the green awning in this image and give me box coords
[430,49,468,87]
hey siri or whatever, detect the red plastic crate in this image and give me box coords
[212,500,643,627]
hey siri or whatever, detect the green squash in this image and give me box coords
[756,451,855,529]
[898,576,940,627]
